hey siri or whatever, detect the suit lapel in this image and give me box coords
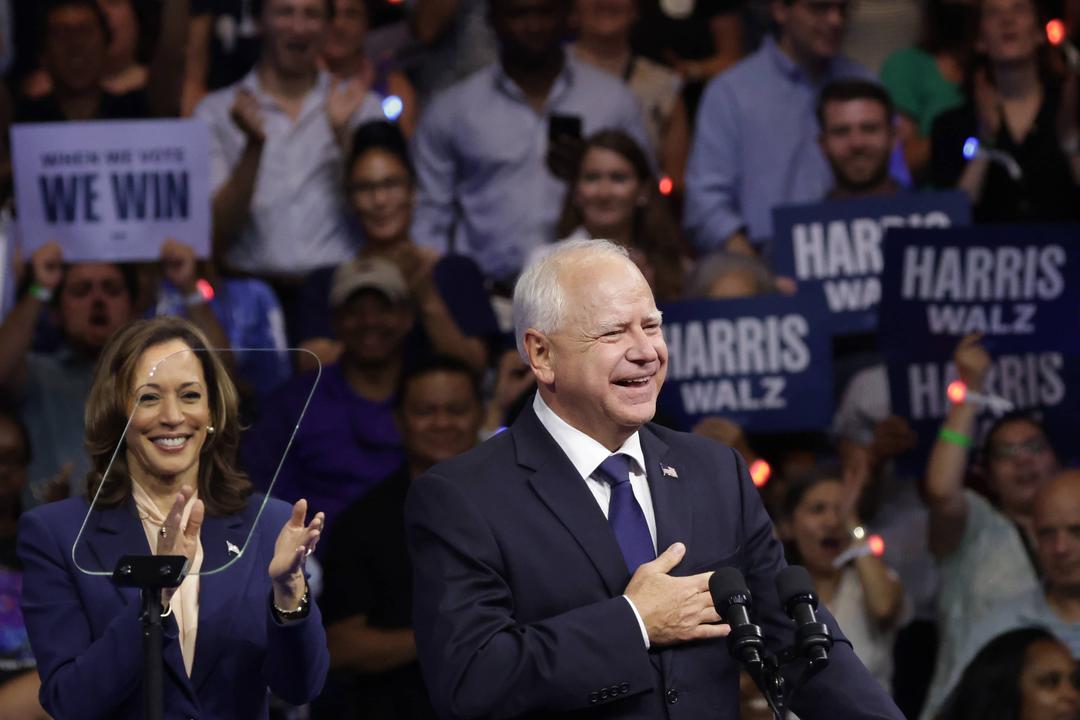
[639,426,689,683]
[515,409,630,597]
[190,508,256,693]
[639,426,691,555]
[82,499,197,703]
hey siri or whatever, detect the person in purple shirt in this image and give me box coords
[684,0,875,256]
[243,257,411,540]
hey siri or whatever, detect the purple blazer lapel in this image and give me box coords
[190,508,258,693]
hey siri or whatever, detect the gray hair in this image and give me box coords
[512,239,631,361]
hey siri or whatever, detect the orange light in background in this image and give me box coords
[946,380,967,404]
[196,278,215,301]
[868,535,885,557]
[658,176,674,196]
[750,459,771,488]
[1047,19,1066,45]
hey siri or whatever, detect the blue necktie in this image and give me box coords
[596,454,655,573]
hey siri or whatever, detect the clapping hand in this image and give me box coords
[327,77,370,139]
[160,239,198,294]
[268,499,324,609]
[156,485,205,606]
[230,88,265,144]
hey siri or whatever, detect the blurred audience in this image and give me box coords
[937,627,1080,720]
[554,129,685,301]
[0,412,46,720]
[196,0,384,285]
[410,0,649,284]
[407,0,497,103]
[922,334,1061,720]
[780,466,910,693]
[683,251,775,300]
[880,0,976,185]
[930,0,1080,221]
[322,0,417,137]
[244,256,411,539]
[840,0,921,74]
[183,0,261,114]
[296,121,495,372]
[318,356,483,719]
[818,79,900,198]
[924,469,1080,718]
[684,0,873,256]
[569,0,690,192]
[0,245,135,506]
[15,0,187,121]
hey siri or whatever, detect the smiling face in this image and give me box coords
[348,148,414,247]
[324,0,366,63]
[819,98,895,193]
[261,0,330,77]
[124,340,211,488]
[399,370,483,473]
[987,419,1058,518]
[788,479,850,575]
[773,0,849,65]
[333,290,414,368]
[1018,639,1080,720]
[573,147,646,240]
[529,253,667,450]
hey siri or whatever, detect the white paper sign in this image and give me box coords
[11,119,211,262]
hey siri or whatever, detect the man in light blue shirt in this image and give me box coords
[195,0,384,278]
[411,0,650,283]
[684,0,873,254]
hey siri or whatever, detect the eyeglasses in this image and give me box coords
[990,437,1050,461]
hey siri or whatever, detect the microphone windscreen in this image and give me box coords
[776,565,815,606]
[709,566,750,613]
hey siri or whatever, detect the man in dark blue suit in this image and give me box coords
[405,239,904,719]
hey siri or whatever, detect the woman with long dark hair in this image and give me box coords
[17,317,329,719]
[555,129,686,302]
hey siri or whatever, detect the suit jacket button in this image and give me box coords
[620,683,629,694]
[666,688,679,704]
[589,692,599,704]
[600,688,610,700]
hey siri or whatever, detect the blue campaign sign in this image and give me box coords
[11,119,210,262]
[771,191,971,335]
[657,294,833,433]
[879,225,1080,467]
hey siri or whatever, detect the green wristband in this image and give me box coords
[938,428,972,448]
[28,283,53,302]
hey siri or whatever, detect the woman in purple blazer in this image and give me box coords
[17,316,329,719]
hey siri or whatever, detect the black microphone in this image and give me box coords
[709,567,764,671]
[775,565,832,671]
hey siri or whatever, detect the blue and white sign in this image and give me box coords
[11,119,211,262]
[772,192,971,334]
[879,225,1080,466]
[658,294,833,433]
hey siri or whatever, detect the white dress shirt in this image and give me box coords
[532,393,655,647]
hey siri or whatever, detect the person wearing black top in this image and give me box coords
[930,0,1080,222]
[14,0,187,123]
[316,356,484,719]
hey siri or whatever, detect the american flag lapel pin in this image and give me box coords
[661,465,678,479]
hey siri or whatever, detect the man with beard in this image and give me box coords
[244,257,410,540]
[817,79,899,199]
[0,244,135,506]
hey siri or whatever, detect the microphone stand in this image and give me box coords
[113,554,189,720]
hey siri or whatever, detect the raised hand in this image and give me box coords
[327,77,370,137]
[230,88,266,144]
[268,499,324,609]
[160,239,198,294]
[30,242,63,293]
[624,542,730,646]
[954,332,991,392]
[973,68,1001,142]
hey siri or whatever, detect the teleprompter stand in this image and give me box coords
[113,554,189,720]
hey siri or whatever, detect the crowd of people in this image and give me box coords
[1,0,1079,718]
